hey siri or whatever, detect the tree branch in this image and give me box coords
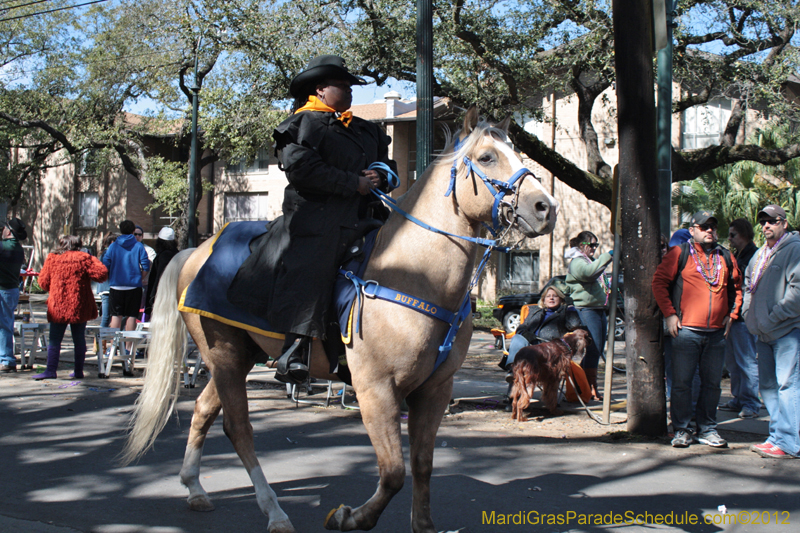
[508,120,612,207]
[0,111,78,154]
[673,142,800,182]
[570,70,612,178]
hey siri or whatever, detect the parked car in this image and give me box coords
[492,275,626,341]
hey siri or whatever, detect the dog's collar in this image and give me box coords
[560,338,573,355]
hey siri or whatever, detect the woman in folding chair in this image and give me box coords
[33,235,108,380]
[502,282,585,385]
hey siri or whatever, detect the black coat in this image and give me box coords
[227,111,397,338]
[515,304,584,345]
[145,248,177,316]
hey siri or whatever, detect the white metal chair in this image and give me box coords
[85,325,119,374]
[182,334,205,388]
[14,321,49,368]
[99,328,151,378]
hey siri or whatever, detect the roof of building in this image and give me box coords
[351,97,453,123]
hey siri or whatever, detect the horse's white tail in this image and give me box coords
[119,248,195,466]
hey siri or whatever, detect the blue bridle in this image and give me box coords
[342,133,538,374]
[445,134,533,234]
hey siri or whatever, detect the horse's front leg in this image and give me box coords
[405,377,454,533]
[325,382,405,531]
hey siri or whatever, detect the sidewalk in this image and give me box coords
[13,294,769,440]
[457,331,770,439]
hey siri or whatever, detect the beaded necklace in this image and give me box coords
[749,232,789,293]
[687,242,724,292]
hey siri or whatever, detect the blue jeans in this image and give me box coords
[0,288,19,367]
[100,293,111,328]
[505,335,529,368]
[670,327,726,435]
[725,321,760,412]
[576,307,605,369]
[49,322,87,353]
[664,335,702,406]
[757,329,800,456]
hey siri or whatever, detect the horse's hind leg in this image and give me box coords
[325,383,405,531]
[180,376,222,511]
[183,318,295,533]
[404,378,455,533]
[214,362,295,533]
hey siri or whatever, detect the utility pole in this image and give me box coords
[186,45,201,249]
[416,0,434,173]
[656,0,676,237]
[613,0,667,435]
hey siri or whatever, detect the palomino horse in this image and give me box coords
[121,107,558,533]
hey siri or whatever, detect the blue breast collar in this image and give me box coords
[344,139,534,376]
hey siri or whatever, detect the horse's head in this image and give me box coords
[448,107,558,237]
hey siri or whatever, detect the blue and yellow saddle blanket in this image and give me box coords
[178,221,377,348]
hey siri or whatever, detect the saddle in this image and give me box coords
[180,220,383,386]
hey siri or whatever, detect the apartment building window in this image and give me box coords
[499,251,540,292]
[224,192,269,222]
[681,98,732,149]
[225,148,272,174]
[79,150,100,175]
[78,192,99,228]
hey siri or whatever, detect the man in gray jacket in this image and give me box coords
[743,205,800,459]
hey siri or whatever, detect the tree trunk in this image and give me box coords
[613,0,667,436]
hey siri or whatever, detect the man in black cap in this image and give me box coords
[744,205,800,458]
[228,55,397,384]
[653,210,742,449]
[0,218,28,372]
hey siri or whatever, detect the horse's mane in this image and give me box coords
[434,120,510,178]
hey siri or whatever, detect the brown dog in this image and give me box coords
[509,329,592,421]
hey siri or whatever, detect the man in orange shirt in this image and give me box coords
[652,211,743,448]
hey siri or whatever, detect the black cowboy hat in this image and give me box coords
[5,217,27,241]
[289,55,367,98]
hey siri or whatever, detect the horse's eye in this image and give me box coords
[478,154,494,164]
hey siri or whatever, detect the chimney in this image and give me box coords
[384,91,402,118]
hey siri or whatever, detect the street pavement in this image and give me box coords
[1,296,798,532]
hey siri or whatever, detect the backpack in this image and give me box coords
[670,242,735,320]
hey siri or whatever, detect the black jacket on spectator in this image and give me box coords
[145,248,178,317]
[515,304,584,345]
[227,110,396,338]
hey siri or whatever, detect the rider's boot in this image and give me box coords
[274,335,310,385]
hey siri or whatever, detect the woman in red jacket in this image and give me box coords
[33,235,108,380]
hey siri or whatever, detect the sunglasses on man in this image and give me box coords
[758,218,784,227]
[134,232,143,237]
[693,223,717,232]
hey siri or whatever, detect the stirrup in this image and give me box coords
[275,339,309,385]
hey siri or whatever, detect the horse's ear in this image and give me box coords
[496,116,512,133]
[463,105,479,135]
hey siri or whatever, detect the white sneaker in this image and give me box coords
[739,407,759,419]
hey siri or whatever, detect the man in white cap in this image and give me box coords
[144,227,178,318]
[744,205,800,459]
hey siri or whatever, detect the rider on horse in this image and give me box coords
[227,55,397,384]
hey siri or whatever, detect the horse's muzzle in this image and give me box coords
[516,192,557,237]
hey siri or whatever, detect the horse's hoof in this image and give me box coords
[268,519,297,533]
[324,504,353,530]
[187,494,215,512]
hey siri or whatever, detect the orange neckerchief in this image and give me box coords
[295,95,352,127]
